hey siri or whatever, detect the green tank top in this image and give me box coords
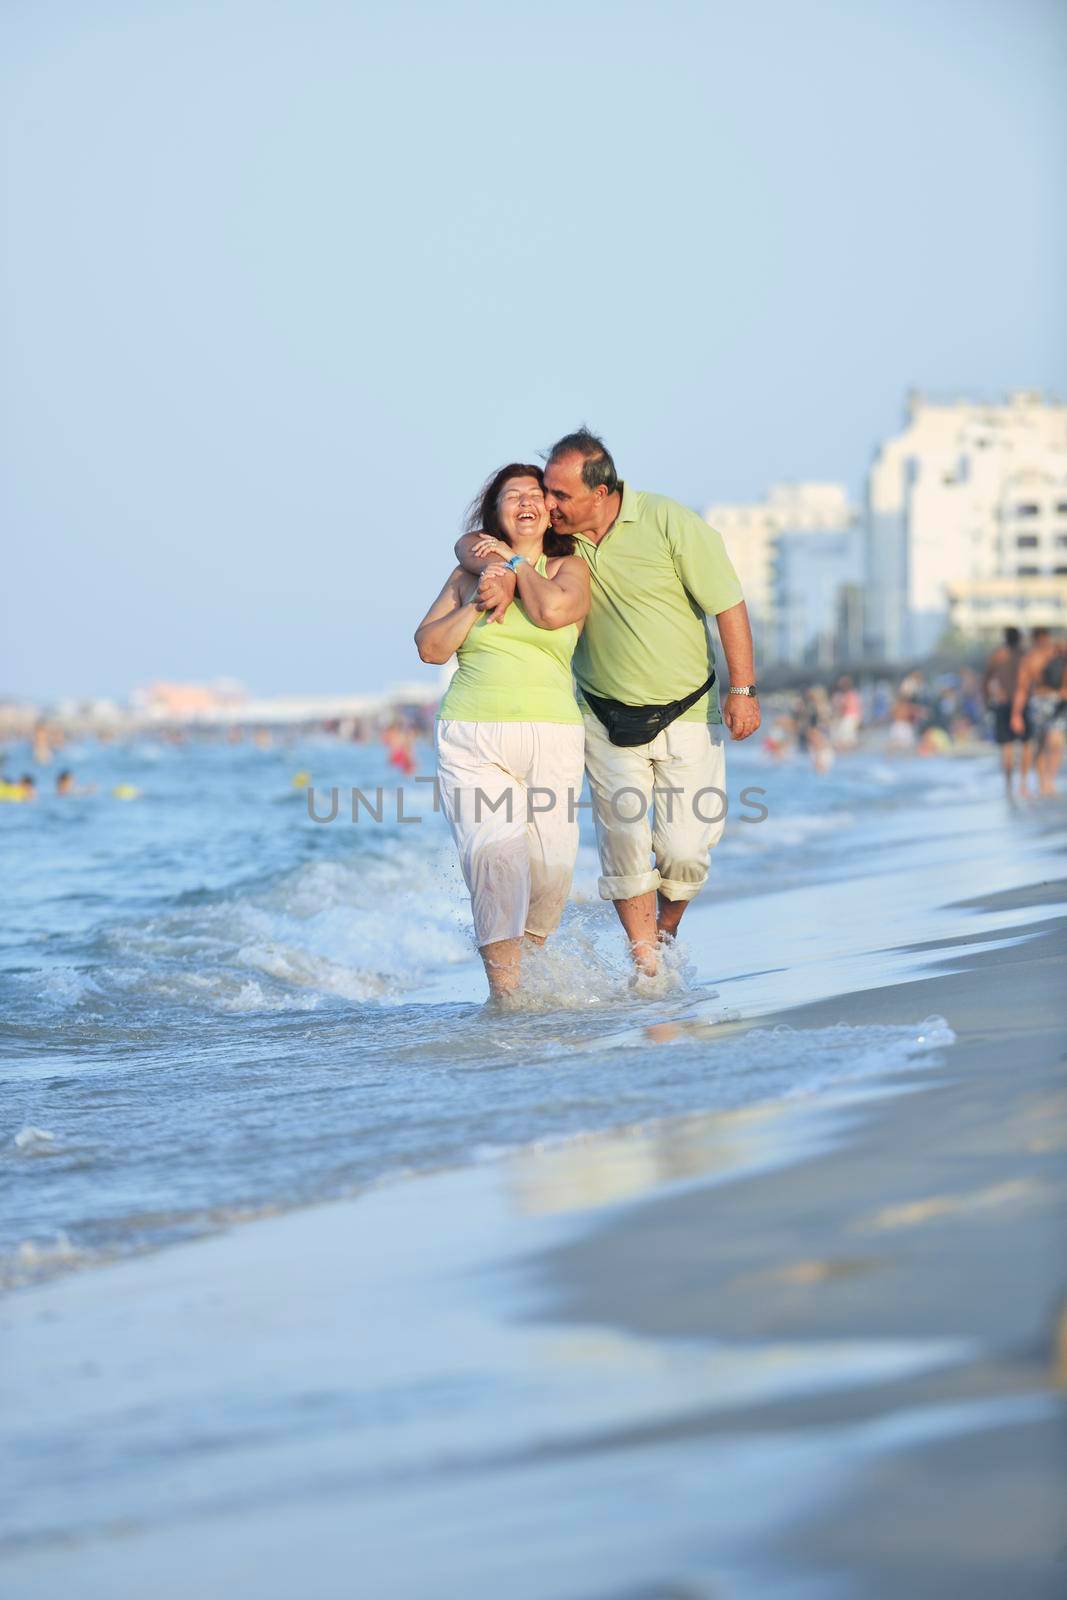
[438,554,582,724]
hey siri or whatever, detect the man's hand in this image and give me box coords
[723,694,761,741]
[476,563,517,623]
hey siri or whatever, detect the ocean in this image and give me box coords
[0,731,1046,1288]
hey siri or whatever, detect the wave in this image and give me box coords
[11,833,477,1019]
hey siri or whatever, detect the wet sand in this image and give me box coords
[530,891,1067,1595]
[2,857,1066,1595]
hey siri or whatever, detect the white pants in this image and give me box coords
[436,721,586,947]
[582,712,727,902]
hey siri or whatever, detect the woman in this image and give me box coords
[415,464,590,998]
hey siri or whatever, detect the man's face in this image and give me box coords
[543,452,606,534]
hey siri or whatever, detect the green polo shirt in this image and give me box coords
[570,484,743,725]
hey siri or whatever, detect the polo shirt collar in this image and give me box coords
[574,483,635,545]
[615,482,638,524]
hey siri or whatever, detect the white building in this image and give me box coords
[865,390,1067,659]
[947,577,1067,640]
[997,463,1067,580]
[774,527,864,666]
[705,484,857,666]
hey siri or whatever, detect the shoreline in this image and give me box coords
[3,862,1066,1593]
[527,900,1067,1593]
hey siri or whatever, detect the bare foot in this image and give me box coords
[629,938,659,977]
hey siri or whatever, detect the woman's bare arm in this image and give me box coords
[415,567,480,664]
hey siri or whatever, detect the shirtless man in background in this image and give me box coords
[1012,628,1066,798]
[983,626,1030,798]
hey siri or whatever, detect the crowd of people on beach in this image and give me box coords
[757,629,1066,795]
[5,637,1066,812]
[761,667,988,768]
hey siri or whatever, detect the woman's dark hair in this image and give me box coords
[464,462,574,557]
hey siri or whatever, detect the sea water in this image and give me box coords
[0,732,1053,1286]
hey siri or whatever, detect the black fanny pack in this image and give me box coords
[582,672,716,747]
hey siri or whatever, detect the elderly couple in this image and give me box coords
[416,429,760,998]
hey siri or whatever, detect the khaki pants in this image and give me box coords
[582,712,727,902]
[436,720,586,946]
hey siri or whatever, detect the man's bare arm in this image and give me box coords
[455,531,507,576]
[513,556,589,629]
[1011,653,1036,727]
[716,600,761,742]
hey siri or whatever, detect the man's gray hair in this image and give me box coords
[545,427,619,496]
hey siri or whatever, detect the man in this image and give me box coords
[457,428,758,974]
[983,626,1031,798]
[1012,627,1063,798]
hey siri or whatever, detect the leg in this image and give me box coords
[582,712,660,973]
[1019,734,1035,797]
[652,721,727,939]
[479,938,522,996]
[657,891,688,940]
[1041,724,1065,797]
[436,721,530,999]
[994,710,1016,797]
[523,724,587,943]
[614,892,660,974]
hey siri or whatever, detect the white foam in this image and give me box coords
[99,834,477,1011]
[2,1230,94,1289]
[36,968,103,1008]
[12,1125,57,1152]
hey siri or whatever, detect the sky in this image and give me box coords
[2,0,1065,701]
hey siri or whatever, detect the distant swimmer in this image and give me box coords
[55,770,96,797]
[417,461,590,999]
[1011,628,1057,799]
[983,626,1031,799]
[382,722,417,778]
[797,687,834,772]
[832,676,862,750]
[0,774,36,802]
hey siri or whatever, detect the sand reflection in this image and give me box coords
[505,1095,791,1216]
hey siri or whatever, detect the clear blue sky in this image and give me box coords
[2,0,1065,700]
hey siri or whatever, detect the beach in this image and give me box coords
[2,743,1066,1596]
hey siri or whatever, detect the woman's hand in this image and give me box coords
[471,535,512,563]
[476,564,517,623]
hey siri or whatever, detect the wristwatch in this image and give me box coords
[728,685,759,697]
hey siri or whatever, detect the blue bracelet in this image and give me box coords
[507,555,526,572]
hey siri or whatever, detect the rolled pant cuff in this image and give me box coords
[598,868,662,901]
[657,876,706,903]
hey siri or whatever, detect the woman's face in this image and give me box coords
[496,476,549,542]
